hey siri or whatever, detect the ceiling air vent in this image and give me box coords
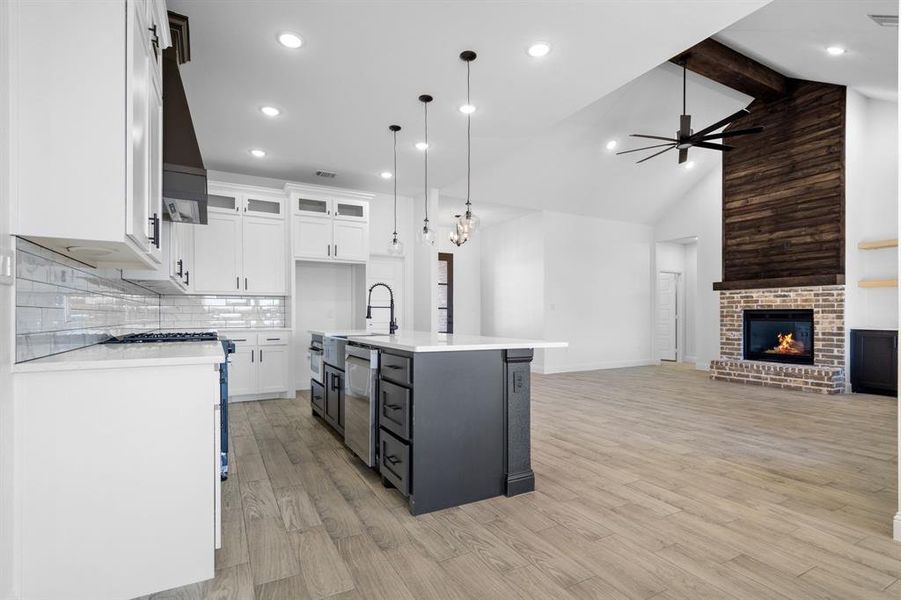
[868,14,898,27]
[315,170,337,179]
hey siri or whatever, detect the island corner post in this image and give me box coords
[504,348,536,496]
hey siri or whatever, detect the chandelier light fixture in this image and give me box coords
[417,94,436,245]
[387,124,404,255]
[453,50,480,245]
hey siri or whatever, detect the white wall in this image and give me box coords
[480,212,546,365]
[294,262,365,389]
[0,0,15,594]
[683,241,698,362]
[438,227,481,335]
[412,189,439,332]
[653,167,723,369]
[845,91,899,337]
[480,211,653,374]
[543,212,653,373]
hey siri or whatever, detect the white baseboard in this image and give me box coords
[682,355,697,364]
[894,513,901,542]
[695,361,711,371]
[228,391,292,403]
[535,358,657,375]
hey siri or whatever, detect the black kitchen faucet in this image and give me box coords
[366,282,398,335]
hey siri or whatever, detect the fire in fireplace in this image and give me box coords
[743,309,814,365]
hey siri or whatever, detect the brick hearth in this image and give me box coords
[710,285,845,394]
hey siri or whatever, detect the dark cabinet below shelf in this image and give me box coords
[310,379,325,414]
[850,329,898,396]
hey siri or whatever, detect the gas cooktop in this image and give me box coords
[103,332,219,344]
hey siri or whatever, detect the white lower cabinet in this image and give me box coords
[226,331,291,399]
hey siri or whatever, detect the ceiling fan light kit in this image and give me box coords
[617,61,764,164]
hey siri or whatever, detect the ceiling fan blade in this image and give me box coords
[697,126,764,141]
[616,143,675,156]
[630,134,678,142]
[692,141,735,151]
[679,114,691,138]
[679,148,688,164]
[636,145,675,164]
[692,108,751,138]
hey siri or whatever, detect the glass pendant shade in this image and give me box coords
[459,210,480,234]
[418,222,436,245]
[388,236,404,255]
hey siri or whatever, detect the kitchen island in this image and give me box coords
[322,332,565,515]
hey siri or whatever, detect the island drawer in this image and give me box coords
[379,380,411,441]
[380,429,410,497]
[380,352,412,386]
[310,379,325,414]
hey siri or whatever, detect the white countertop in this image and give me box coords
[13,341,225,373]
[345,332,568,353]
[309,329,374,337]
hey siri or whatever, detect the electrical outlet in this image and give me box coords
[0,248,13,285]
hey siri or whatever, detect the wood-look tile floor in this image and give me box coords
[140,366,900,600]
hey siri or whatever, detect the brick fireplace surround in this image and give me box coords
[710,285,845,394]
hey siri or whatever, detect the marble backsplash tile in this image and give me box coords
[159,295,286,329]
[15,239,159,362]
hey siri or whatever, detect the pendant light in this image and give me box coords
[448,214,468,247]
[455,50,480,242]
[417,94,436,245]
[387,124,404,255]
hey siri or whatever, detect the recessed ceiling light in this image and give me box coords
[250,149,267,158]
[684,160,695,170]
[380,172,393,179]
[459,104,476,114]
[605,140,617,151]
[527,42,551,58]
[278,32,303,49]
[260,106,280,117]
[826,45,846,56]
[415,142,429,151]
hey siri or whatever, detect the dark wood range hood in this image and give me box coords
[162,12,208,224]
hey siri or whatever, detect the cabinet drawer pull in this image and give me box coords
[176,259,183,277]
[385,455,400,465]
[266,337,281,341]
[384,403,402,410]
[384,365,402,370]
[148,213,160,248]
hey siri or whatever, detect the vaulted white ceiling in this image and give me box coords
[716,0,899,102]
[168,0,770,214]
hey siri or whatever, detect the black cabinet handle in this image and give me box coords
[148,213,160,248]
[327,245,331,257]
[236,276,240,290]
[244,277,248,290]
[176,259,183,277]
[385,455,400,465]
[251,349,254,363]
[384,365,401,370]
[260,349,263,362]
[384,404,402,411]
[148,25,159,50]
[335,244,338,256]
[185,270,190,286]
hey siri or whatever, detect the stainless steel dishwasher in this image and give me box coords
[344,343,379,467]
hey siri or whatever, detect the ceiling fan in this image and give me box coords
[617,61,763,164]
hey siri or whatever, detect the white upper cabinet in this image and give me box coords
[286,184,371,264]
[193,211,244,294]
[192,183,287,295]
[12,0,171,268]
[243,217,286,294]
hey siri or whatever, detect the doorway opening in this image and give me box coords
[438,252,454,334]
[655,239,698,364]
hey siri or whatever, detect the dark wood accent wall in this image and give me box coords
[719,79,846,288]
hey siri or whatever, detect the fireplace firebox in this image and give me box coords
[743,309,815,365]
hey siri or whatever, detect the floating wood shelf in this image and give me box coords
[857,239,898,250]
[858,279,898,289]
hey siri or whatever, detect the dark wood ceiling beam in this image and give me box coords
[671,38,787,101]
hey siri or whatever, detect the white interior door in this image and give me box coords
[656,272,678,361]
[366,257,405,334]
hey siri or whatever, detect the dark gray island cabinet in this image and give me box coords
[347,333,566,515]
